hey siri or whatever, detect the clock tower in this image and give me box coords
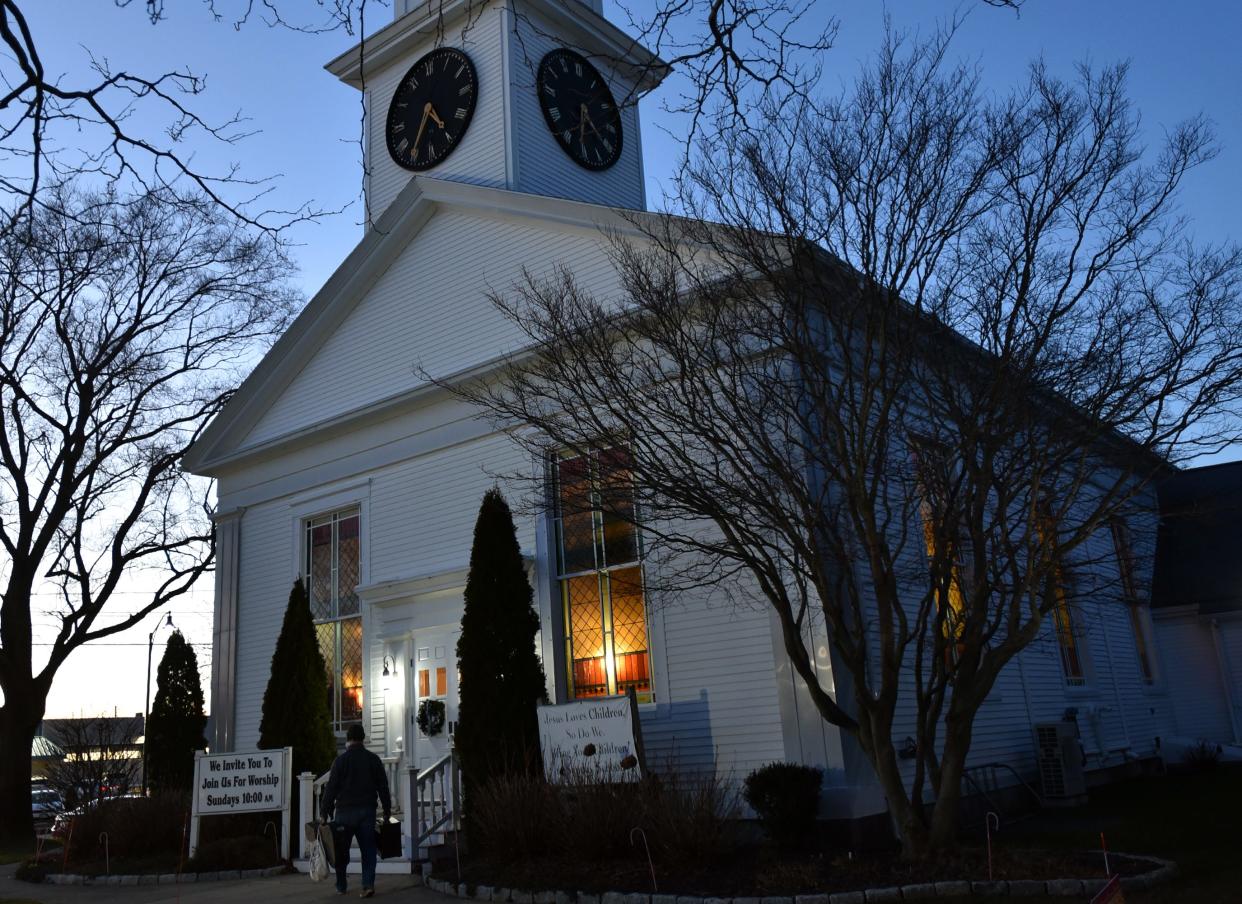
[325,0,666,223]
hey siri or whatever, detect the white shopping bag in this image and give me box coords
[308,833,331,882]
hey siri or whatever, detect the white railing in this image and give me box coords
[409,752,459,854]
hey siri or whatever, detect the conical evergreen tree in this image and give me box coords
[258,578,337,779]
[456,489,549,805]
[144,630,207,792]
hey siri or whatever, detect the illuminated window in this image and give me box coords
[554,447,652,701]
[912,442,967,660]
[307,508,363,730]
[919,501,967,657]
[1109,519,1155,684]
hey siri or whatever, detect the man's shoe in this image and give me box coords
[336,889,347,896]
[360,889,375,898]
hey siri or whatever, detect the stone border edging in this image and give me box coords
[39,865,287,886]
[421,853,1177,902]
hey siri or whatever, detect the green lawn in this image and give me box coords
[960,764,1242,903]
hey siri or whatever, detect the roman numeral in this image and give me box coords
[459,84,472,96]
[397,138,409,152]
[423,61,433,76]
[575,62,582,77]
[392,122,405,133]
[455,107,468,120]
[456,65,465,78]
[549,106,561,122]
[544,85,556,97]
[563,130,572,142]
[407,77,419,90]
[602,139,612,153]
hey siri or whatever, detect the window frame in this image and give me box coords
[1033,511,1092,690]
[288,480,371,736]
[1108,517,1158,686]
[909,439,970,664]
[551,446,655,703]
[306,507,364,730]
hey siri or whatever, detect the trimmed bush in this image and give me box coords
[257,578,336,780]
[145,630,207,792]
[742,762,822,848]
[455,489,548,821]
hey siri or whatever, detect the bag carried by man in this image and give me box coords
[376,816,402,859]
[306,820,337,882]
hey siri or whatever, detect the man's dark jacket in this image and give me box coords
[321,743,392,817]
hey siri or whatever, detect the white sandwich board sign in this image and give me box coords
[189,747,292,859]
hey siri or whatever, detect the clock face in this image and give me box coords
[537,49,623,171]
[386,47,478,171]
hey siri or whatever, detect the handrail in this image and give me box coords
[410,751,460,852]
[961,761,1043,825]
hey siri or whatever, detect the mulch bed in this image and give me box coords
[438,847,1151,896]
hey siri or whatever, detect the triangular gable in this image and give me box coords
[184,177,647,476]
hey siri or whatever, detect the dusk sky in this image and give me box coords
[23,0,1240,719]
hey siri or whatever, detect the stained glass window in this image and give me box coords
[306,508,363,729]
[554,448,651,701]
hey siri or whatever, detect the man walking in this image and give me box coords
[321,723,392,897]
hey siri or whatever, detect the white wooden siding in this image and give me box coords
[241,208,626,449]
[507,8,646,210]
[231,500,296,752]
[365,5,509,219]
[640,594,787,779]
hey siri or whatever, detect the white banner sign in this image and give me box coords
[537,690,645,782]
[193,748,290,814]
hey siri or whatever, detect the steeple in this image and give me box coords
[326,0,666,224]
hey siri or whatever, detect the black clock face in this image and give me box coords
[386,47,478,171]
[537,49,623,171]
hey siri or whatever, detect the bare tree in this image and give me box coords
[0,184,296,847]
[445,28,1242,857]
[40,715,144,811]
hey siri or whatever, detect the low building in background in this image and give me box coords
[1152,462,1242,753]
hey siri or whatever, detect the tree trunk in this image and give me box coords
[0,700,42,850]
[926,711,976,852]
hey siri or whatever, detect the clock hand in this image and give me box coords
[580,106,602,140]
[427,106,447,129]
[413,103,433,156]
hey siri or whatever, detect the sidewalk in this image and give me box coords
[0,863,434,904]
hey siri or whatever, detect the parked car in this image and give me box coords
[50,793,142,838]
[31,786,62,828]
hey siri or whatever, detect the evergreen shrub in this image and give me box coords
[257,578,337,780]
[145,630,207,792]
[742,762,823,848]
[455,489,548,819]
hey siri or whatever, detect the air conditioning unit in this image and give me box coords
[1034,722,1087,805]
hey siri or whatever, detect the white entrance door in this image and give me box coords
[410,629,459,771]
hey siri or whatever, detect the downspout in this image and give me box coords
[1210,619,1242,744]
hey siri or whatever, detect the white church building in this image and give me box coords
[184,0,1206,854]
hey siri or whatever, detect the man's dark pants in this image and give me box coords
[332,805,378,892]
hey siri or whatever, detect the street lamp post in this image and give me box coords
[142,612,175,794]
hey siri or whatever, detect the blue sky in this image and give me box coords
[24,0,1241,717]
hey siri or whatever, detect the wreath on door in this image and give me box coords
[417,698,446,737]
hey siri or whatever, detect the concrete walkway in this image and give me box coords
[0,863,436,904]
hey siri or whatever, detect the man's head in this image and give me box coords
[346,723,365,744]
